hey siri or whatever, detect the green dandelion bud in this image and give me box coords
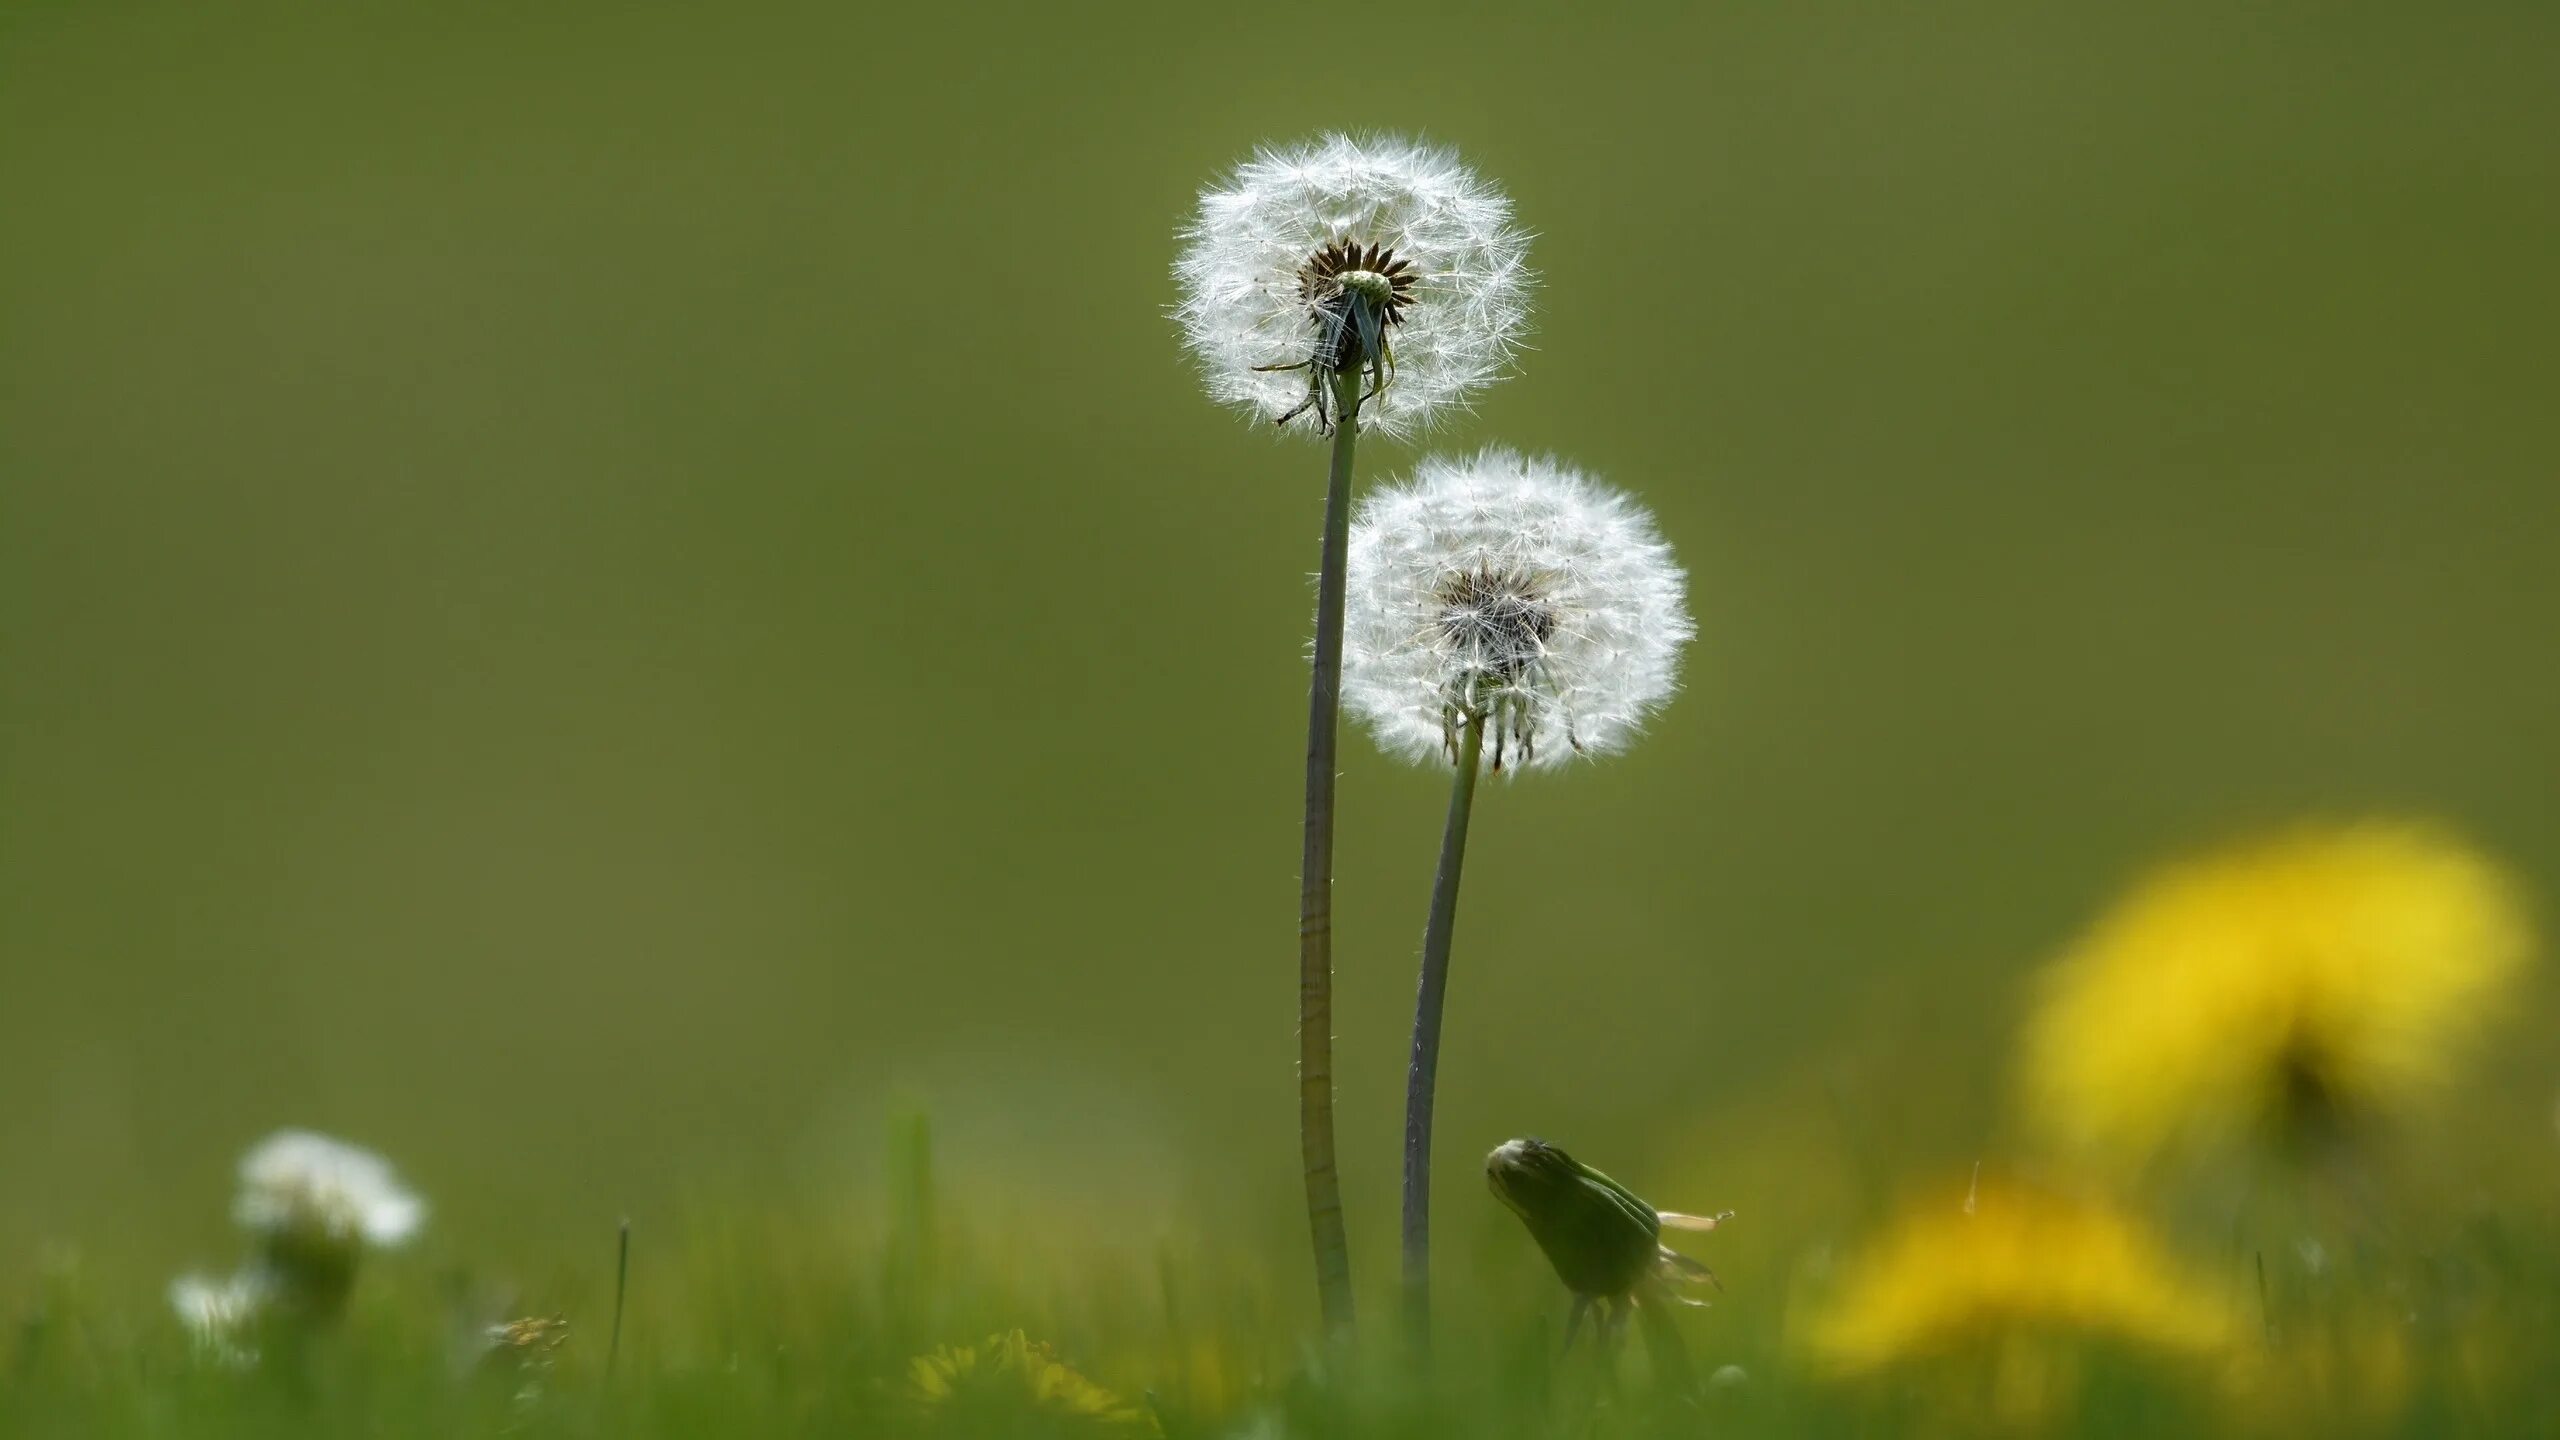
[1487,1138,1665,1299]
[1486,1138,1731,1383]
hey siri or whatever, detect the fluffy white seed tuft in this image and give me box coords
[1342,449,1692,772]
[169,1270,270,1364]
[233,1129,426,1248]
[1174,134,1532,441]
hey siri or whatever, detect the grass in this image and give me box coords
[10,1109,2560,1439]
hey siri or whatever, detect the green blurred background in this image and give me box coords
[4,0,2556,1315]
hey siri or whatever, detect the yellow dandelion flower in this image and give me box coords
[905,1330,1157,1435]
[2224,1308,2413,1436]
[2020,822,2531,1170]
[1806,1182,2242,1378]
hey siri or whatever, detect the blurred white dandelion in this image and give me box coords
[169,1269,269,1364]
[233,1128,425,1248]
[1343,448,1692,772]
[167,1129,426,1342]
[1174,133,1532,439]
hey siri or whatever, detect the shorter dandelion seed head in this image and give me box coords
[1174,134,1532,440]
[233,1129,426,1250]
[1343,449,1691,773]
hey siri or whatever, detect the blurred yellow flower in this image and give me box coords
[2020,822,2531,1169]
[1806,1182,2241,1377]
[2225,1309,2413,1435]
[1110,1332,1250,1433]
[905,1329,1156,1435]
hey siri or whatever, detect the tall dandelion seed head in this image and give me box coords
[1343,449,1691,771]
[1174,133,1532,440]
[233,1129,426,1249]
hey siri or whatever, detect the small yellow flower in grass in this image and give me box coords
[1806,1182,2241,1382]
[478,1316,570,1408]
[905,1330,1157,1436]
[2020,822,2533,1170]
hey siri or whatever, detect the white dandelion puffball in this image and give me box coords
[1175,133,1532,440]
[170,1270,270,1340]
[232,1129,425,1248]
[169,1269,271,1365]
[1343,449,1692,772]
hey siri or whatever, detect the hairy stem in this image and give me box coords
[1400,711,1487,1355]
[1300,367,1364,1336]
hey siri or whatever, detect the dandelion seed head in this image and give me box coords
[169,1270,268,1365]
[2018,822,2533,1171]
[1344,450,1691,772]
[1174,133,1532,440]
[233,1129,426,1249]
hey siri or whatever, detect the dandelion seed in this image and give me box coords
[2018,822,2533,1172]
[1174,133,1532,440]
[1344,449,1692,774]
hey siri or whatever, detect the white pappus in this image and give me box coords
[1342,449,1693,772]
[233,1128,427,1247]
[1174,133,1533,441]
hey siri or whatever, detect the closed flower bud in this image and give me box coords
[1487,1137,1668,1301]
[1487,1137,1731,1374]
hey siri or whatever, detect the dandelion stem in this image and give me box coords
[1299,366,1364,1336]
[2254,1249,2274,1345]
[608,1216,630,1378]
[1400,710,1487,1355]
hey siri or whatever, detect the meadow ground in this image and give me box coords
[11,1091,2560,1439]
